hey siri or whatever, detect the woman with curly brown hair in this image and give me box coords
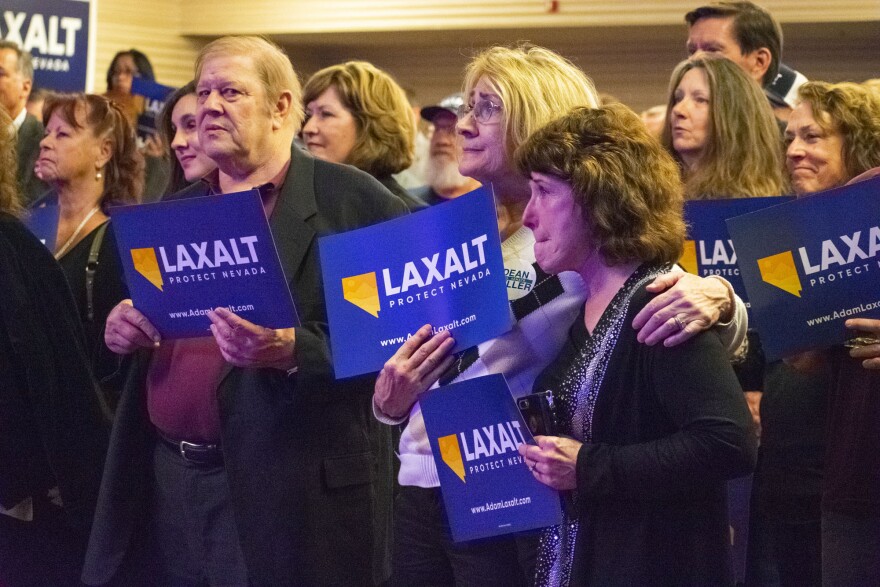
[517,104,756,586]
[34,92,144,404]
[783,80,880,586]
[302,60,424,209]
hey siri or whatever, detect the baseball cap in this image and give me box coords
[421,93,464,122]
[766,63,808,109]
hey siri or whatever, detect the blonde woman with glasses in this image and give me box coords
[373,44,749,586]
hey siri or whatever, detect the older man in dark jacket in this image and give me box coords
[82,36,406,587]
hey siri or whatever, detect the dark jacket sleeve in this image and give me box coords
[0,214,109,533]
[577,330,757,501]
[733,328,766,392]
[291,162,408,381]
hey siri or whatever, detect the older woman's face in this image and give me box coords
[522,172,592,274]
[302,86,358,165]
[670,67,711,170]
[171,93,216,182]
[455,76,510,184]
[37,107,108,185]
[785,102,848,195]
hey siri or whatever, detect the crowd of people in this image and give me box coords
[0,1,878,586]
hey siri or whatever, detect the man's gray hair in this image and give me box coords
[0,41,34,81]
[195,36,303,132]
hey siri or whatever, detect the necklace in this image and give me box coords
[55,205,101,259]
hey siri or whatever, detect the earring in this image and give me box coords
[96,169,103,180]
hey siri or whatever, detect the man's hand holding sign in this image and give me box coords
[105,299,160,354]
[843,169,880,371]
[106,300,297,372]
[207,307,296,371]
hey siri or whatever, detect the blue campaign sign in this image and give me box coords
[2,0,92,92]
[727,177,880,360]
[132,78,176,140]
[420,373,563,542]
[22,205,59,251]
[681,197,793,317]
[319,186,512,378]
[110,190,299,339]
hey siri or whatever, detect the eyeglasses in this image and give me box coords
[456,99,503,124]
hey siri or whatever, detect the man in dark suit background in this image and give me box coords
[0,42,47,205]
[684,1,807,122]
[83,36,406,587]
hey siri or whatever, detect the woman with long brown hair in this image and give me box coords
[157,81,217,196]
[662,55,795,585]
[662,55,786,200]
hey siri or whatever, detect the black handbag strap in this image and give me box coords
[85,221,109,322]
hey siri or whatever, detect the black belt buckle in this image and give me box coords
[181,440,222,466]
[161,434,223,467]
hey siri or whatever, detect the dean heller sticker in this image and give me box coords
[504,258,536,301]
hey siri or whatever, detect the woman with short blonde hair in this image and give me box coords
[462,45,599,159]
[302,61,423,209]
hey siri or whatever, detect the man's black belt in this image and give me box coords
[158,432,224,467]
